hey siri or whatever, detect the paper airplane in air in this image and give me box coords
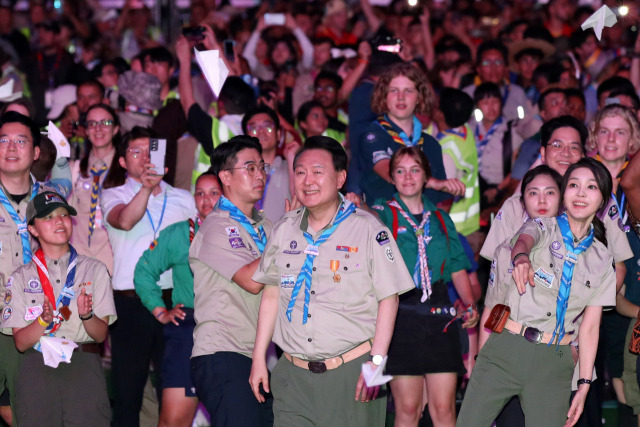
[47,121,71,159]
[0,80,22,102]
[581,5,617,41]
[194,48,229,98]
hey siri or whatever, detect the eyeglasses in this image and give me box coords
[225,163,271,176]
[481,59,505,67]
[246,123,274,136]
[548,141,582,154]
[86,119,115,129]
[127,147,150,158]
[315,85,336,93]
[0,138,28,149]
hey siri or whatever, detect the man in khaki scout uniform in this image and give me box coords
[480,116,632,290]
[1,191,116,426]
[189,136,274,427]
[0,111,54,425]
[249,136,414,427]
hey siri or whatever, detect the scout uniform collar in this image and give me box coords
[377,114,424,147]
[391,193,437,218]
[89,146,116,170]
[216,195,267,253]
[0,174,39,264]
[299,194,350,235]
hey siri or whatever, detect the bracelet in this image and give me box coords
[37,316,49,327]
[155,310,167,319]
[577,378,592,387]
[512,252,529,265]
[79,311,94,321]
[357,58,369,65]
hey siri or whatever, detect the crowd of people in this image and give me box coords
[0,0,639,426]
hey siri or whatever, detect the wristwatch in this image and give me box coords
[576,378,593,387]
[368,354,384,366]
[79,311,94,321]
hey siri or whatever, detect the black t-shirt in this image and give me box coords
[187,104,214,157]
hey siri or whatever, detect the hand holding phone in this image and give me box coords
[149,138,166,176]
[264,13,285,26]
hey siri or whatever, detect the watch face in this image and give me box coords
[372,354,384,366]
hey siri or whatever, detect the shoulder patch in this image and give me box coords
[608,204,618,219]
[2,306,11,321]
[495,210,502,221]
[366,133,376,142]
[371,205,384,211]
[376,231,390,245]
[533,218,546,231]
[372,150,390,163]
[385,247,395,262]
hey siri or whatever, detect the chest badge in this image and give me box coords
[330,260,341,283]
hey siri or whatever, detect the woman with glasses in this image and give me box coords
[358,62,464,205]
[69,104,122,273]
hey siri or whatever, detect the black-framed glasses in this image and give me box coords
[87,119,115,129]
[225,163,271,176]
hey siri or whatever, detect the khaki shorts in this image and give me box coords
[622,319,640,414]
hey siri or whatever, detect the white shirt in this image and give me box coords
[101,178,196,290]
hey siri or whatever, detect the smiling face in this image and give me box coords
[0,122,39,176]
[86,107,118,151]
[595,115,632,164]
[194,175,222,218]
[563,167,603,223]
[540,126,583,176]
[391,154,428,199]
[245,113,280,153]
[28,207,72,249]
[386,75,419,122]
[294,149,345,212]
[522,174,560,218]
[300,107,329,137]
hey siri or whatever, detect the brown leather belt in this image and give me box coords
[114,289,173,300]
[505,319,572,345]
[283,340,373,374]
[74,343,100,354]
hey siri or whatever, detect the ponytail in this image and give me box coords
[592,216,607,247]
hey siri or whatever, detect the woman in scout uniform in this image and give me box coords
[1,191,116,426]
[479,165,563,349]
[357,62,465,205]
[371,146,479,427]
[586,103,640,408]
[69,103,122,273]
[134,171,222,427]
[457,158,617,427]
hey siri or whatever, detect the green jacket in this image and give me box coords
[134,218,199,312]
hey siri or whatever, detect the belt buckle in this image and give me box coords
[523,326,543,344]
[307,361,327,374]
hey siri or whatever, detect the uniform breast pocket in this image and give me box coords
[275,257,305,294]
[324,255,370,305]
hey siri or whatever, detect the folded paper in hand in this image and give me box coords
[361,356,393,387]
[581,5,617,41]
[47,121,71,159]
[194,48,229,97]
[40,336,77,368]
[0,80,22,103]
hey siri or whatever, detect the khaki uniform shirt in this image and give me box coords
[484,240,513,310]
[252,201,414,360]
[189,207,272,359]
[480,195,633,265]
[0,178,52,312]
[1,253,117,342]
[69,152,115,274]
[501,217,616,335]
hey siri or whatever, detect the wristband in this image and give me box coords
[79,311,94,321]
[577,378,592,387]
[37,316,49,327]
[512,252,529,265]
[156,310,167,319]
[357,58,369,65]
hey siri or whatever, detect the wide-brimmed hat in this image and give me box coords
[508,38,556,68]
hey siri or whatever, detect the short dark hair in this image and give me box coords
[219,77,256,115]
[0,111,40,147]
[297,100,324,123]
[474,82,502,105]
[241,105,280,134]
[78,79,106,98]
[532,62,563,88]
[142,46,174,68]
[1,98,35,117]
[597,76,635,103]
[520,164,562,203]
[476,40,508,66]
[121,126,157,152]
[540,115,588,151]
[538,87,566,112]
[210,135,262,175]
[569,28,594,50]
[195,170,220,187]
[439,88,474,128]
[564,87,585,104]
[314,71,343,90]
[608,87,640,110]
[294,135,347,172]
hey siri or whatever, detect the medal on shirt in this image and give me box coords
[330,260,341,283]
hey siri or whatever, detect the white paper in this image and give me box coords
[40,336,77,368]
[581,5,617,41]
[361,356,393,387]
[47,121,71,159]
[0,80,21,102]
[194,48,229,98]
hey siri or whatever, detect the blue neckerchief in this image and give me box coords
[385,114,422,146]
[551,213,594,346]
[0,181,39,264]
[475,117,503,171]
[287,201,356,323]
[437,126,467,141]
[217,196,267,253]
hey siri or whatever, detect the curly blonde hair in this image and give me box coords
[587,104,640,155]
[371,62,434,116]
